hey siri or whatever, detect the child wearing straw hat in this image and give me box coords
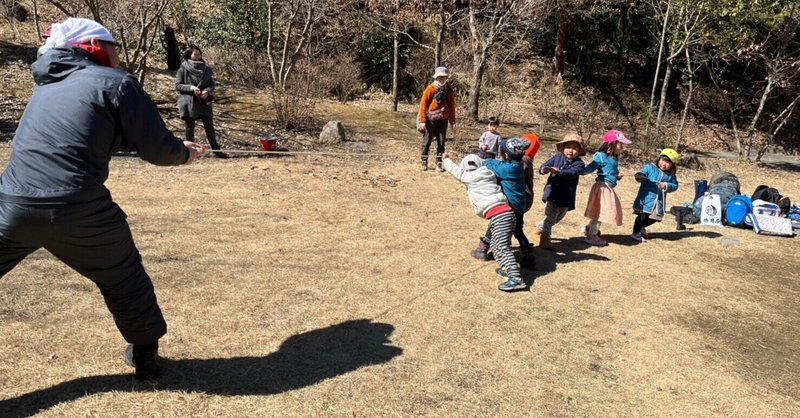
[532,133,586,250]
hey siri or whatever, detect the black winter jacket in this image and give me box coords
[0,46,189,204]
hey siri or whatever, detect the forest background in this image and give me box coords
[2,0,799,163]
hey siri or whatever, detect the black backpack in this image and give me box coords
[751,185,791,214]
[433,84,450,105]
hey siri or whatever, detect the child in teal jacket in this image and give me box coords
[631,148,680,242]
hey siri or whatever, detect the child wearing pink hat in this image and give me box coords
[579,129,631,246]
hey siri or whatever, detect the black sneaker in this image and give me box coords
[123,343,162,381]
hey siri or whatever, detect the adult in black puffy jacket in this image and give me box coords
[0,18,204,381]
[175,45,227,158]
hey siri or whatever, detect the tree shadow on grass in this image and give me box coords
[0,319,401,417]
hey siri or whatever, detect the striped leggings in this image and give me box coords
[488,211,521,280]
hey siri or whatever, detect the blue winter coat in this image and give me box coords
[484,159,526,212]
[539,153,585,210]
[582,152,620,188]
[632,163,679,217]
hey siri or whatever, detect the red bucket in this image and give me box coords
[258,135,277,151]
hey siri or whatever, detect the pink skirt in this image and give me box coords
[584,181,623,226]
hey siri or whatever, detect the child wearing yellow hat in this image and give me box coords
[631,148,680,242]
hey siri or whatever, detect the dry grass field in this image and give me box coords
[2,19,800,417]
[0,135,799,417]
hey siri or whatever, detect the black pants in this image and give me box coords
[184,114,220,150]
[0,199,167,344]
[421,119,448,163]
[514,211,530,247]
[633,212,659,234]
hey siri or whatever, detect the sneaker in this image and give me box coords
[640,227,648,238]
[420,163,428,172]
[436,162,445,172]
[123,343,162,381]
[584,234,607,246]
[470,249,489,261]
[631,232,647,242]
[498,278,527,292]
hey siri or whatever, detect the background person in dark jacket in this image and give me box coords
[0,17,204,381]
[175,45,227,158]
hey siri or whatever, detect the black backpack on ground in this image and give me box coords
[751,185,791,215]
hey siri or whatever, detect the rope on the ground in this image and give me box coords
[204,149,402,157]
[371,262,492,320]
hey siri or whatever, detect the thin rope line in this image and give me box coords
[371,262,492,320]
[206,149,403,157]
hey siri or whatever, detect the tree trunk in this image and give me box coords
[434,2,445,67]
[646,0,671,137]
[676,46,694,149]
[744,74,774,161]
[467,49,487,121]
[33,0,42,41]
[553,2,571,77]
[655,59,672,137]
[391,29,399,112]
[164,26,179,71]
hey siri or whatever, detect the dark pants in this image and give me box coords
[633,212,659,233]
[421,119,448,164]
[514,211,530,247]
[184,114,220,150]
[0,199,167,344]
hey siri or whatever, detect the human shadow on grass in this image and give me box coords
[512,243,610,289]
[0,319,401,417]
[599,229,723,247]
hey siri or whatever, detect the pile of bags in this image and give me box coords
[676,171,795,237]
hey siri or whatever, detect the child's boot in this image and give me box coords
[538,233,554,250]
[531,228,542,244]
[436,159,445,172]
[420,158,429,171]
[470,238,490,261]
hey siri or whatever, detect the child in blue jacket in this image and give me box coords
[632,148,680,242]
[471,138,532,263]
[533,133,586,250]
[580,130,631,246]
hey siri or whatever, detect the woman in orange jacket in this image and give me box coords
[418,66,457,172]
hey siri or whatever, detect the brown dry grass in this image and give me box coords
[1,140,799,417]
[2,16,800,418]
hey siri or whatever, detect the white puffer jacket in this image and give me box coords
[444,157,508,217]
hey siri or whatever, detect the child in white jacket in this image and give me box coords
[442,153,526,292]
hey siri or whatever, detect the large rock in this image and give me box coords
[318,121,346,145]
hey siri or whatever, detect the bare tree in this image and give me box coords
[465,0,550,121]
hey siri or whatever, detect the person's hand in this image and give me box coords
[442,152,449,160]
[200,90,210,100]
[617,173,624,180]
[549,167,561,175]
[418,124,427,133]
[183,141,205,164]
[659,181,667,190]
[634,173,644,182]
[191,86,201,96]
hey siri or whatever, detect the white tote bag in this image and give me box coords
[701,194,723,226]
